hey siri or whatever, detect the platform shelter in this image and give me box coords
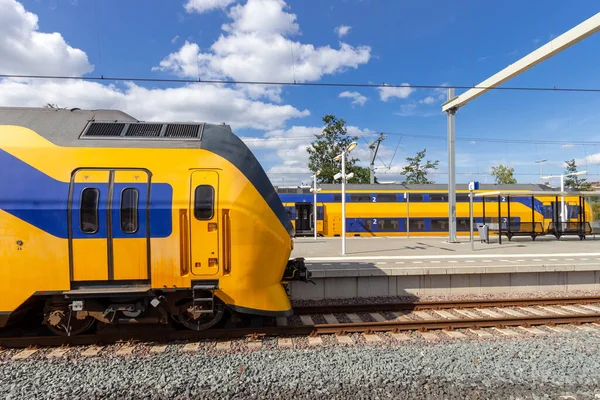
[473,190,600,244]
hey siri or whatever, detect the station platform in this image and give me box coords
[288,236,600,300]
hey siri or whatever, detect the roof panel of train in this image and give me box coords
[0,106,294,235]
[0,106,232,149]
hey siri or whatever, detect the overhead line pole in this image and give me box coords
[446,88,458,243]
[369,133,386,184]
[441,12,600,244]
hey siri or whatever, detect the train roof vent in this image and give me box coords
[164,124,202,138]
[83,122,126,137]
[124,123,162,137]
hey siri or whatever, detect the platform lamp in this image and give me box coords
[333,141,358,255]
[541,170,587,223]
[309,171,322,240]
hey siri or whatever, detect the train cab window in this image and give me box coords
[376,193,398,202]
[80,188,99,234]
[350,194,371,202]
[194,185,214,220]
[120,188,139,233]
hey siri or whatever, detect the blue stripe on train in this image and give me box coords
[0,149,172,238]
[278,193,546,214]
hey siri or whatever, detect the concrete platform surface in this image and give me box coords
[292,236,600,276]
[288,236,600,300]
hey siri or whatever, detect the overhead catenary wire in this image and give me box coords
[3,73,600,93]
[243,132,600,146]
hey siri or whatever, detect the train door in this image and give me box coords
[111,171,150,280]
[189,170,219,276]
[70,170,110,281]
[69,169,151,283]
[295,203,312,232]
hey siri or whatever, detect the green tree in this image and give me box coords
[491,164,517,184]
[400,149,439,184]
[564,159,592,191]
[307,114,371,184]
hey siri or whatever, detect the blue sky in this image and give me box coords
[2,0,600,186]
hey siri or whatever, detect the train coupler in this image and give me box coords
[282,257,315,284]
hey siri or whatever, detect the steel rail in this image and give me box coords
[309,313,600,334]
[3,297,600,349]
[3,312,600,349]
[292,296,600,315]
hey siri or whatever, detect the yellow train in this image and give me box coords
[0,107,309,335]
[279,184,594,238]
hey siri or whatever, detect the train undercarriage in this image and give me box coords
[35,257,312,336]
[42,288,228,336]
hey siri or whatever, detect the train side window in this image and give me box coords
[408,219,425,231]
[376,193,398,202]
[456,218,470,231]
[410,194,424,202]
[80,188,99,234]
[350,194,371,202]
[429,194,448,202]
[194,185,214,220]
[456,194,470,202]
[378,219,399,231]
[333,194,342,202]
[430,219,447,231]
[120,188,139,233]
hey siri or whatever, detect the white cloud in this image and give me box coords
[418,85,448,105]
[419,96,436,105]
[339,91,367,107]
[0,78,309,130]
[378,84,414,101]
[395,103,417,116]
[223,0,298,35]
[0,0,92,76]
[184,0,236,14]
[561,144,574,149]
[334,25,351,38]
[171,35,180,44]
[154,0,371,86]
[244,124,384,184]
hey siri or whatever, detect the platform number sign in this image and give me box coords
[468,181,479,191]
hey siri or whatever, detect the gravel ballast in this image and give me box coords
[3,331,600,399]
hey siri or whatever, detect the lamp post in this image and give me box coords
[535,159,547,182]
[333,141,358,255]
[310,171,321,240]
[541,170,588,222]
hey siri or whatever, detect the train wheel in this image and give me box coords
[175,298,225,331]
[44,308,96,336]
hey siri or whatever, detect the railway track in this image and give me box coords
[3,295,600,352]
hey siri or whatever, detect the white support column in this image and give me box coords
[341,151,346,255]
[313,173,318,240]
[560,174,565,223]
[447,87,457,243]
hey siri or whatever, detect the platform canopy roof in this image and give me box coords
[474,191,600,198]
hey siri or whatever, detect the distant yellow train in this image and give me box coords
[279,184,594,239]
[0,107,309,335]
